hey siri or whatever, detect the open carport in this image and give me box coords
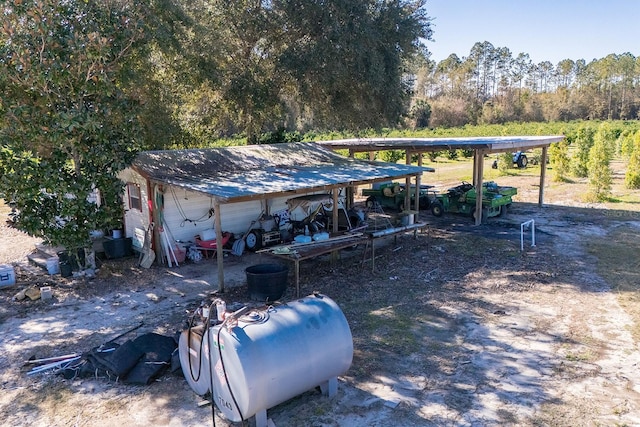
[316,135,566,225]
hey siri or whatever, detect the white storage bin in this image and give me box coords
[0,264,16,287]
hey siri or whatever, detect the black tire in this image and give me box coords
[245,230,263,251]
[431,201,444,217]
[365,196,377,209]
[517,154,528,168]
[472,207,488,223]
[418,195,430,210]
[500,204,508,217]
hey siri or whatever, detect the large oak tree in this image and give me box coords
[0,0,147,258]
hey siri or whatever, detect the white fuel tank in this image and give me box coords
[180,293,353,425]
[178,325,211,396]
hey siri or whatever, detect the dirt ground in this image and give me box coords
[1,166,640,426]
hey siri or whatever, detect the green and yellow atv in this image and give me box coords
[430,181,517,222]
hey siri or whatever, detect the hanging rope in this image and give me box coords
[169,186,215,227]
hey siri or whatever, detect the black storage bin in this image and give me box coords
[245,264,289,301]
[103,237,133,259]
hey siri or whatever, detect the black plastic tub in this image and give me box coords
[245,263,289,301]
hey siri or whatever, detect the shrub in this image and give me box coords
[497,152,513,173]
[625,131,640,189]
[572,126,595,178]
[549,141,570,182]
[586,124,614,201]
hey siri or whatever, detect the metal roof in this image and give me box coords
[316,135,565,153]
[133,142,433,202]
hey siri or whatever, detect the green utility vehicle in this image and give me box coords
[430,181,517,222]
[362,182,434,211]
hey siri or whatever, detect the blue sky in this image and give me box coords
[425,0,640,64]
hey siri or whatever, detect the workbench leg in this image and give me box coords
[295,260,300,298]
[371,240,375,273]
[361,241,369,270]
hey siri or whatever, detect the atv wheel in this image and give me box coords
[472,207,488,223]
[365,196,377,209]
[431,201,444,217]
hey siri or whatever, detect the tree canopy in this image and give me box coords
[0,0,432,251]
[0,0,147,251]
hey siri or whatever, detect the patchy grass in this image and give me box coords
[586,225,640,342]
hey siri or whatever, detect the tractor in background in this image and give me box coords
[492,151,528,169]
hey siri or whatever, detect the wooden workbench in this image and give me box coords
[259,222,427,297]
[259,234,369,297]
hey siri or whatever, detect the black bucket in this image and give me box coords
[59,262,73,278]
[245,263,289,302]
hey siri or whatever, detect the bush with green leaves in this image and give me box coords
[586,124,614,201]
[445,149,459,160]
[571,126,596,178]
[549,141,570,182]
[381,150,405,164]
[0,0,146,258]
[427,151,442,162]
[497,152,513,173]
[625,131,640,189]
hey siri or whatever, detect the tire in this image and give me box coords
[418,196,430,210]
[500,204,508,217]
[472,207,488,223]
[431,201,444,217]
[365,196,377,209]
[245,230,263,251]
[517,154,528,168]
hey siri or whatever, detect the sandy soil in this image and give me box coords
[1,170,640,426]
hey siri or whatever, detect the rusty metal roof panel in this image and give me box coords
[316,135,565,152]
[133,142,431,201]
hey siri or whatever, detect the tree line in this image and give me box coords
[412,41,640,128]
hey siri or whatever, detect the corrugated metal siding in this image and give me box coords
[159,185,325,244]
[160,186,265,243]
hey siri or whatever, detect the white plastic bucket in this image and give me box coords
[0,264,16,288]
[46,257,60,275]
[112,229,123,239]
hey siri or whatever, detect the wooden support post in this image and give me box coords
[405,150,412,211]
[415,152,422,216]
[348,150,355,208]
[538,146,548,207]
[214,199,224,292]
[331,188,340,262]
[474,150,485,226]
